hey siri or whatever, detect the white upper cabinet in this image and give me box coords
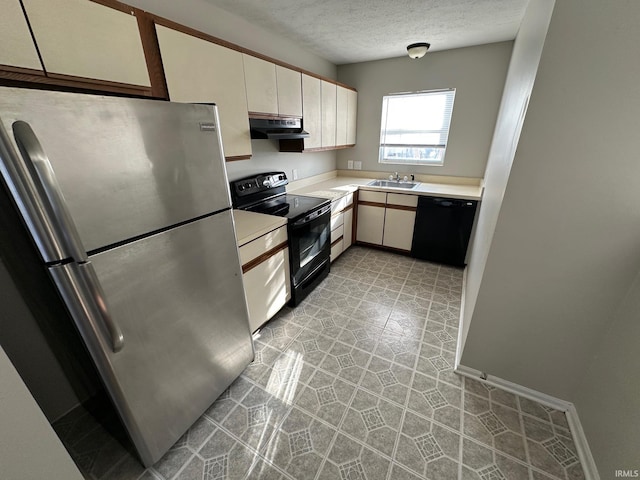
[156,25,252,159]
[0,1,41,70]
[21,0,150,86]
[243,55,278,115]
[302,74,322,149]
[276,66,302,117]
[336,86,349,146]
[321,80,337,148]
[347,89,358,145]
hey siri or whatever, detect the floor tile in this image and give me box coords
[340,388,403,457]
[52,246,587,480]
[317,433,391,480]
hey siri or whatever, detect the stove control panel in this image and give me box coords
[230,171,289,206]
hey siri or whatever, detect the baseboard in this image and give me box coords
[454,364,600,480]
[454,268,467,368]
[565,405,601,480]
[454,364,571,411]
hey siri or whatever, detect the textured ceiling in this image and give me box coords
[207,0,529,64]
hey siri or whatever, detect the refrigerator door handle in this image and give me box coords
[78,262,125,353]
[12,120,87,262]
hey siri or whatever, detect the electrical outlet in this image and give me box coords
[347,160,354,169]
[292,169,299,180]
[354,161,362,170]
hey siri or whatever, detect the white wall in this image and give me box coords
[0,346,83,480]
[574,266,640,475]
[336,42,513,178]
[461,0,555,354]
[125,0,339,181]
[461,0,640,407]
[225,141,336,182]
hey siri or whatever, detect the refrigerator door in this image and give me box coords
[50,210,253,467]
[0,87,231,253]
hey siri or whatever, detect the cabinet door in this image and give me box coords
[356,205,385,245]
[302,74,322,149]
[321,81,337,148]
[156,26,252,160]
[276,66,302,117]
[243,249,290,332]
[0,1,41,70]
[22,0,150,86]
[243,55,278,115]
[347,89,358,145]
[343,207,354,250]
[382,208,417,251]
[336,85,349,146]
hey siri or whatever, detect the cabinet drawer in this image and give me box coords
[359,190,386,204]
[239,225,287,266]
[332,192,354,214]
[387,193,419,208]
[330,212,344,231]
[330,238,344,262]
[331,223,344,244]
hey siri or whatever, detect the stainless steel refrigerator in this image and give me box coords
[0,87,254,467]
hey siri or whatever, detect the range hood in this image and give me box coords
[249,118,309,140]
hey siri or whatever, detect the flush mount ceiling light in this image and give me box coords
[407,42,431,59]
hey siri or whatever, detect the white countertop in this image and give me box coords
[289,175,483,201]
[233,210,287,247]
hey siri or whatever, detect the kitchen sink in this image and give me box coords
[367,179,420,189]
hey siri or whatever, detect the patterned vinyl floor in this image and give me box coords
[53,246,586,480]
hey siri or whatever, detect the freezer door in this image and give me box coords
[50,210,253,466]
[0,87,231,252]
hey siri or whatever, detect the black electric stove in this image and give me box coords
[230,172,331,306]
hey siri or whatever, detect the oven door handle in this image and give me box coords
[291,205,331,228]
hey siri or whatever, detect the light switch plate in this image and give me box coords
[292,169,299,180]
[354,161,362,170]
[347,160,354,169]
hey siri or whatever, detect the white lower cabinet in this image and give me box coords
[343,208,353,249]
[382,208,416,251]
[239,225,290,332]
[356,190,386,245]
[330,193,355,262]
[356,191,418,251]
[356,204,385,245]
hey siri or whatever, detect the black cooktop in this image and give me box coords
[230,172,329,222]
[244,193,328,221]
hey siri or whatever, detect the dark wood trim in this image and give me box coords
[242,241,288,274]
[0,69,153,97]
[143,11,357,92]
[385,204,417,212]
[357,200,386,209]
[134,9,169,99]
[343,203,354,213]
[0,64,45,77]
[225,155,252,162]
[331,236,344,248]
[248,112,302,121]
[45,72,153,96]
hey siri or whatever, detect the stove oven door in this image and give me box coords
[288,208,331,288]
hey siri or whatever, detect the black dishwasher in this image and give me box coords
[411,196,478,267]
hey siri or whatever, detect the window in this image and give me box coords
[379,89,456,166]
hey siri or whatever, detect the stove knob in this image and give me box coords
[263,179,271,187]
[238,185,244,191]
